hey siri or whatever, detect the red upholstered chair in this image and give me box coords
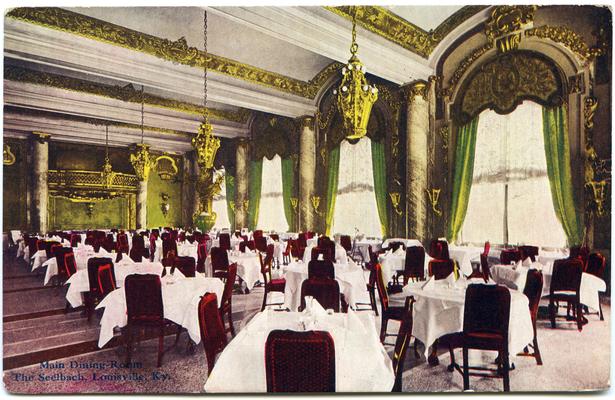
[255,236,268,253]
[299,278,341,312]
[308,260,335,280]
[85,257,115,321]
[269,234,279,242]
[178,231,186,242]
[186,234,195,244]
[44,241,60,260]
[400,246,426,284]
[70,234,81,248]
[210,247,229,279]
[569,245,590,268]
[198,292,228,375]
[124,274,181,367]
[548,258,585,331]
[219,233,231,251]
[354,260,379,315]
[311,246,332,262]
[480,253,491,282]
[392,296,417,392]
[340,235,352,253]
[219,263,238,337]
[428,239,449,260]
[196,242,208,274]
[375,264,414,347]
[239,240,256,252]
[63,252,78,278]
[500,248,522,265]
[116,233,129,254]
[161,250,177,269]
[518,269,543,365]
[518,245,539,262]
[297,233,308,249]
[428,259,454,280]
[306,231,316,239]
[445,284,512,392]
[129,234,146,262]
[388,241,406,253]
[149,235,157,261]
[585,252,606,320]
[162,238,178,260]
[483,241,491,257]
[282,240,294,264]
[103,234,114,253]
[265,330,335,392]
[259,251,286,311]
[54,247,74,285]
[253,230,264,241]
[172,256,196,278]
[291,238,305,259]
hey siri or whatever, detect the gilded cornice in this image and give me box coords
[6,7,341,100]
[525,25,607,61]
[324,6,487,59]
[448,43,494,88]
[5,66,250,124]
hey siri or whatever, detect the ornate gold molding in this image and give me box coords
[129,143,154,181]
[32,131,51,143]
[48,169,138,192]
[6,8,340,99]
[154,154,180,180]
[403,81,428,102]
[3,144,16,166]
[448,43,494,88]
[485,6,537,52]
[525,25,607,61]
[325,6,487,59]
[5,66,250,124]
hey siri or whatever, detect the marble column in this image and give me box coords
[235,139,249,230]
[182,151,198,227]
[135,180,148,229]
[31,132,50,233]
[406,82,429,242]
[298,116,316,232]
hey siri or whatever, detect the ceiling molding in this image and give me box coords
[5,7,340,99]
[324,6,488,59]
[4,66,251,124]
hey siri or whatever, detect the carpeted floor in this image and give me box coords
[2,254,611,394]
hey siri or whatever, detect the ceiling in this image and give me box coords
[4,6,490,152]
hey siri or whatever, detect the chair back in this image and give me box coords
[253,230,264,240]
[269,234,279,242]
[198,292,228,374]
[429,239,449,260]
[103,234,114,252]
[70,234,81,247]
[116,233,129,254]
[300,278,341,312]
[340,235,352,252]
[308,260,334,280]
[518,245,539,262]
[392,296,416,392]
[388,241,406,253]
[569,245,590,267]
[197,242,208,273]
[220,263,238,309]
[219,233,231,251]
[173,256,196,277]
[63,252,78,277]
[524,269,544,324]
[586,252,606,279]
[239,240,255,252]
[297,233,308,248]
[483,241,491,257]
[428,259,454,280]
[265,330,335,392]
[259,252,273,284]
[404,246,425,282]
[368,245,379,265]
[255,237,268,253]
[87,257,115,298]
[210,247,229,275]
[500,248,522,265]
[44,241,60,259]
[162,238,178,259]
[54,247,73,279]
[125,274,164,323]
[374,263,389,312]
[311,246,332,262]
[550,258,583,294]
[464,284,511,338]
[480,253,491,282]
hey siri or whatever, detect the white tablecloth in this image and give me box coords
[354,238,383,261]
[96,275,224,347]
[302,243,348,265]
[404,277,534,358]
[204,309,394,392]
[177,242,198,263]
[382,238,422,249]
[448,245,483,277]
[210,237,242,250]
[379,249,433,284]
[282,260,369,311]
[205,250,262,290]
[31,250,47,271]
[491,263,606,312]
[65,260,165,308]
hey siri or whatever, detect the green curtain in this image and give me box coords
[447,117,479,242]
[371,138,389,237]
[542,106,583,246]
[247,159,263,231]
[324,145,341,235]
[225,173,235,229]
[281,156,295,232]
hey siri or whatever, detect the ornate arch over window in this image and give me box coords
[453,50,567,125]
[250,113,298,161]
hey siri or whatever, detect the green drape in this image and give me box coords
[247,159,263,231]
[542,106,583,246]
[225,173,235,229]
[371,138,389,237]
[325,145,341,235]
[281,157,295,232]
[448,117,479,242]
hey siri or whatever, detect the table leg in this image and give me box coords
[428,339,440,366]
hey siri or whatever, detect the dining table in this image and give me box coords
[302,243,348,265]
[203,307,395,392]
[204,250,262,291]
[96,273,224,348]
[447,245,483,277]
[381,238,423,249]
[378,248,433,284]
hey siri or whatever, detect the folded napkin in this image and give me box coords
[118,256,135,265]
[346,307,366,334]
[522,257,532,267]
[97,248,110,255]
[385,249,393,257]
[304,297,327,317]
[394,247,405,256]
[421,276,435,291]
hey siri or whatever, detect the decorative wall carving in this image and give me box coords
[251,113,299,160]
[525,25,607,61]
[454,51,565,124]
[584,97,611,217]
[3,144,16,166]
[484,5,537,52]
[48,169,138,202]
[154,155,179,180]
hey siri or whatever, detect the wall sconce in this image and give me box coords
[311,195,323,217]
[160,192,170,217]
[243,200,250,215]
[388,192,403,216]
[290,197,299,213]
[426,188,443,217]
[85,203,94,218]
[229,201,235,212]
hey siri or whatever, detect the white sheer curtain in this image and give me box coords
[460,101,567,247]
[212,168,231,230]
[257,154,288,232]
[332,137,381,238]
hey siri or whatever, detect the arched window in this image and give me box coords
[212,169,231,230]
[460,101,567,247]
[257,154,288,232]
[331,137,382,238]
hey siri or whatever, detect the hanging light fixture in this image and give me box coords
[334,6,378,140]
[130,84,153,181]
[101,125,115,189]
[192,8,220,171]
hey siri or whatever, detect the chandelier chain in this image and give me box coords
[105,124,109,161]
[350,7,358,55]
[140,84,144,144]
[203,9,208,114]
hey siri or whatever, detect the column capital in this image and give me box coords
[297,115,315,130]
[403,81,428,103]
[32,131,51,144]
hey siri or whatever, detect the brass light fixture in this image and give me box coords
[334,7,378,140]
[160,192,170,217]
[101,125,115,189]
[130,84,153,181]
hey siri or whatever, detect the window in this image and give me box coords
[257,154,288,232]
[212,169,231,230]
[331,137,382,238]
[460,101,567,248]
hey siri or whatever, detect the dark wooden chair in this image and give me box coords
[428,239,449,260]
[548,258,585,331]
[518,269,543,365]
[396,246,425,285]
[311,246,332,262]
[85,257,115,321]
[116,233,130,254]
[308,260,335,280]
[259,251,286,311]
[340,235,352,253]
[518,245,539,262]
[172,256,196,277]
[129,234,146,262]
[219,263,238,337]
[210,247,229,280]
[428,259,454,280]
[219,233,231,251]
[299,278,341,312]
[500,248,522,265]
[255,236,268,253]
[392,296,416,392]
[265,330,335,392]
[196,242,208,273]
[198,292,228,375]
[585,252,606,320]
[70,234,81,247]
[354,261,378,315]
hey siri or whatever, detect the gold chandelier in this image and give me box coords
[335,7,378,140]
[192,8,220,170]
[130,84,153,181]
[101,125,116,189]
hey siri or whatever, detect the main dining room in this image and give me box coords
[2,3,612,394]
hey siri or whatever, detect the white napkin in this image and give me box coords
[385,249,393,257]
[522,257,532,267]
[394,247,405,256]
[142,257,150,263]
[118,256,135,265]
[308,297,327,317]
[97,248,109,256]
[421,276,435,291]
[346,307,366,334]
